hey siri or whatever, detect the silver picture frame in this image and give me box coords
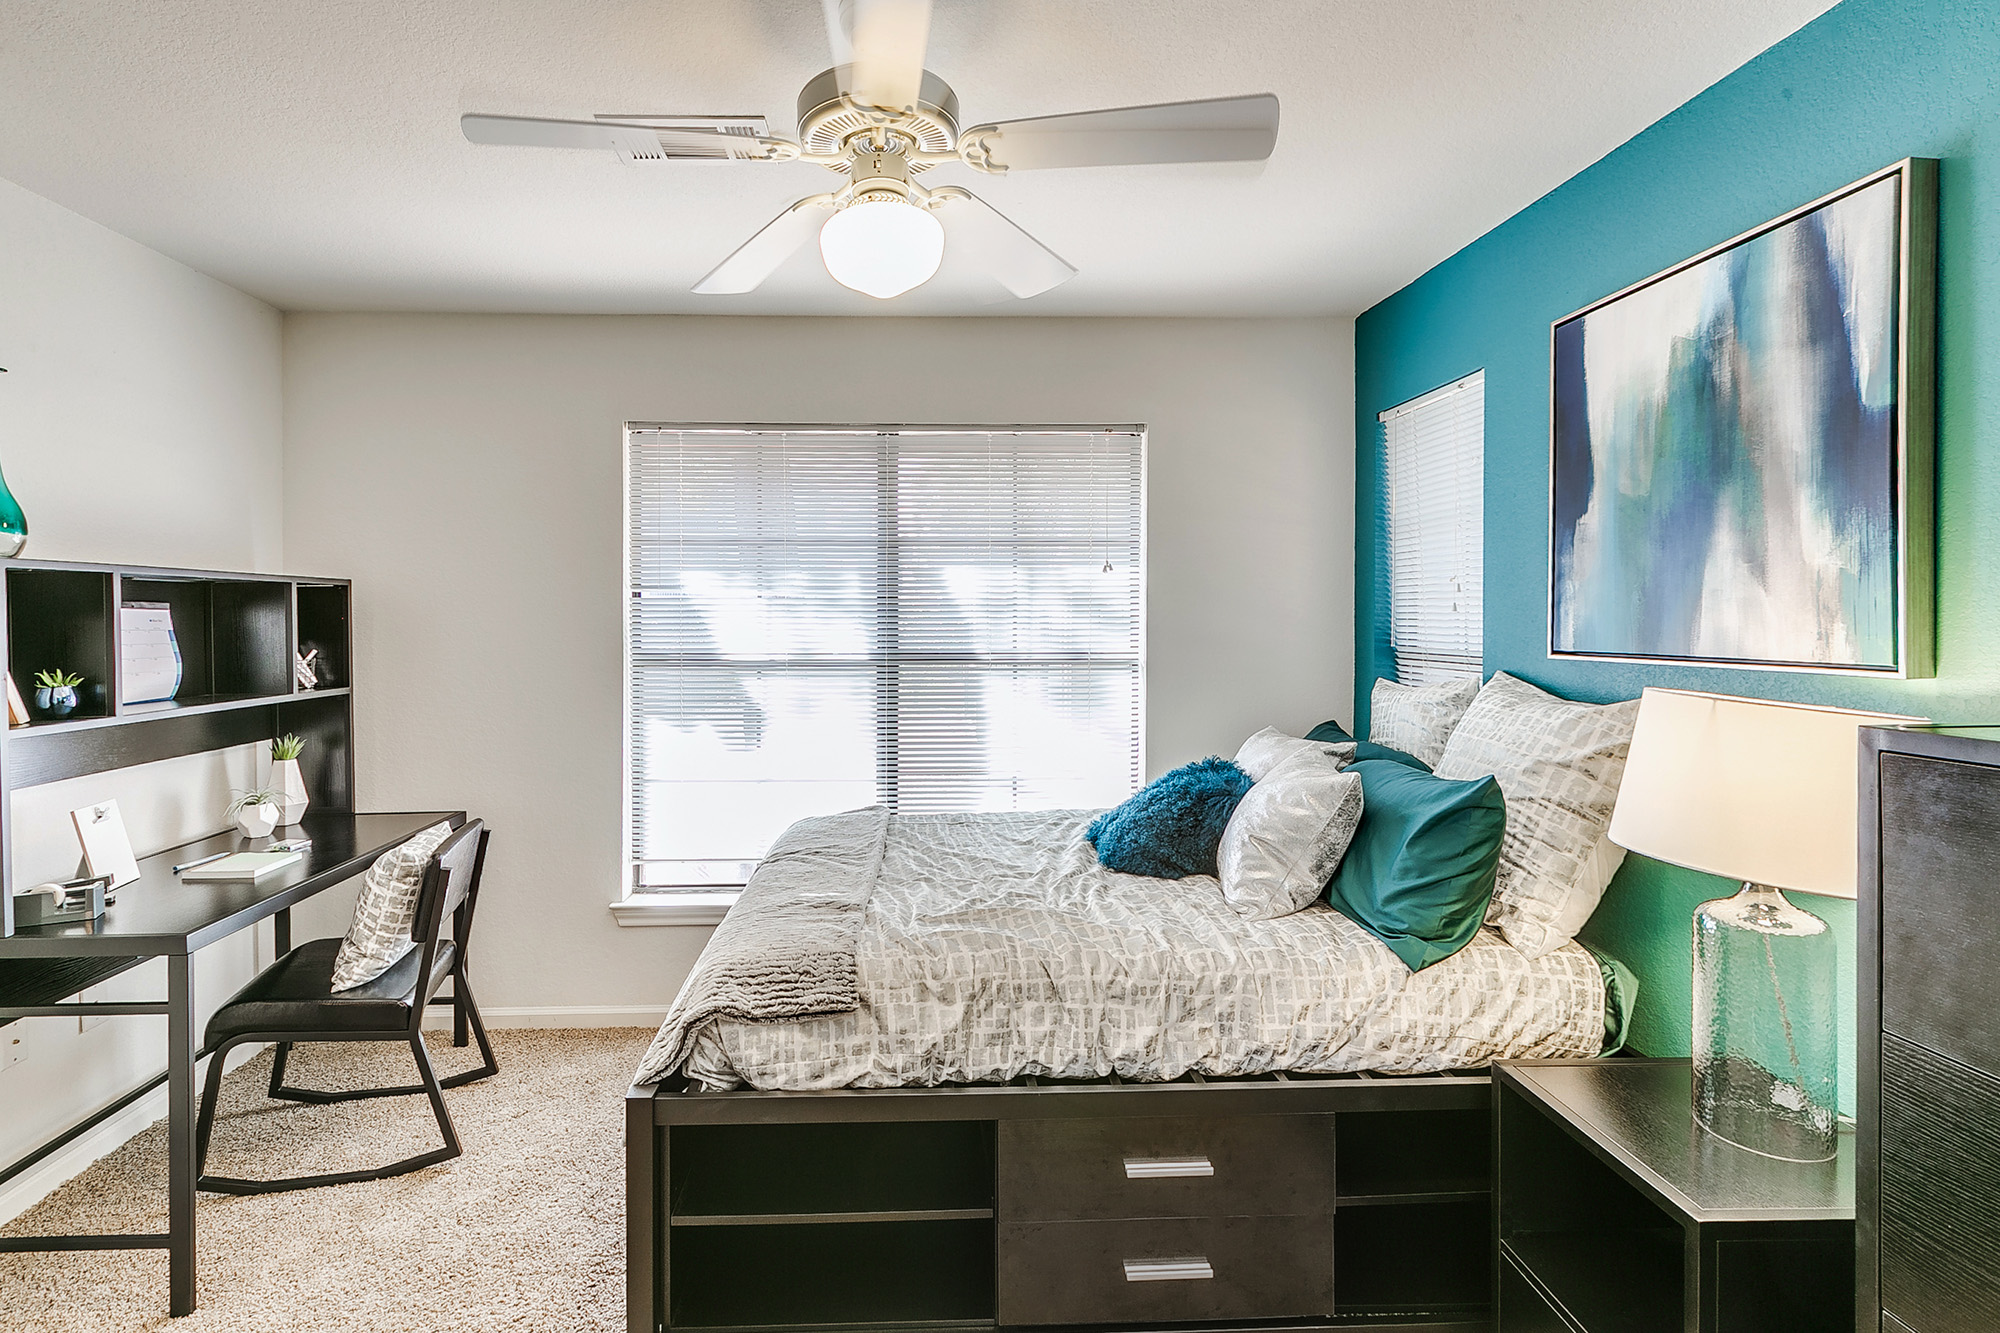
[1546,157,1936,678]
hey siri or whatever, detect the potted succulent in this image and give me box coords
[32,668,83,719]
[226,786,283,839]
[271,733,309,824]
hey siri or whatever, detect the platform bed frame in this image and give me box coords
[627,1067,1498,1333]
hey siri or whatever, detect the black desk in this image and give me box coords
[0,809,463,1316]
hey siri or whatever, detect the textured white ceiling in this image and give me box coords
[0,0,1836,316]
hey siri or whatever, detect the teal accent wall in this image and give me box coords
[1354,0,2000,1116]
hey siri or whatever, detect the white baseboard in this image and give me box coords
[425,1004,669,1029]
[0,1043,266,1229]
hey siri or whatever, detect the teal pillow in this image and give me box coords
[1325,759,1505,971]
[1307,720,1429,770]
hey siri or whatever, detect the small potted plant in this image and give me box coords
[271,733,309,824]
[32,668,83,719]
[226,787,283,839]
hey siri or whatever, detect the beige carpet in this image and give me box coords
[1,1028,652,1332]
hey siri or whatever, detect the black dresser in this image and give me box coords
[1860,725,2000,1333]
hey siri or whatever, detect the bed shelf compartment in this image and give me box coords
[1334,1198,1491,1318]
[668,1218,994,1329]
[1335,1106,1490,1204]
[670,1120,994,1220]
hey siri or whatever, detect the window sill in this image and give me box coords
[609,891,740,927]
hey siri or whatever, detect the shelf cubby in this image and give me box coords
[1501,1228,1683,1333]
[669,1218,994,1329]
[671,1120,994,1219]
[1337,1198,1491,1317]
[295,582,349,690]
[6,567,114,721]
[119,575,292,705]
[1337,1105,1491,1203]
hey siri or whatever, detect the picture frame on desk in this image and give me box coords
[72,798,141,893]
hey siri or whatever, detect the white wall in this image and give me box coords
[0,176,283,1218]
[280,313,1356,1013]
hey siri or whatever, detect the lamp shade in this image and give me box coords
[1607,688,1924,899]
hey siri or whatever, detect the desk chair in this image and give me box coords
[193,820,497,1194]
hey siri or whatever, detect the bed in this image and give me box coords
[626,804,1628,1333]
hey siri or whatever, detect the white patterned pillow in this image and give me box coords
[330,822,455,991]
[1368,677,1482,768]
[1216,749,1365,920]
[1433,674,1639,958]
[1233,727,1354,782]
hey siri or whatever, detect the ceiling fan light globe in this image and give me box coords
[819,199,945,298]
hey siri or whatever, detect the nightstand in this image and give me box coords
[1494,1058,1853,1333]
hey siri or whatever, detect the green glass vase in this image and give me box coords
[0,456,25,557]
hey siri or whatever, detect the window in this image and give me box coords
[625,426,1144,895]
[1380,373,1483,683]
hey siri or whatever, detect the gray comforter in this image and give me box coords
[637,808,1606,1090]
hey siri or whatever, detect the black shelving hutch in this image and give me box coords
[0,558,353,965]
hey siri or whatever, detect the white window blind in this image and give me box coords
[626,426,1145,891]
[1380,373,1483,683]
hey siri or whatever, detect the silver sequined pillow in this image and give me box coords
[1433,674,1639,958]
[1216,749,1365,920]
[1233,727,1354,782]
[1368,677,1482,768]
[330,822,455,990]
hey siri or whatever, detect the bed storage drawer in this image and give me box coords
[998,1113,1333,1221]
[997,1214,1333,1325]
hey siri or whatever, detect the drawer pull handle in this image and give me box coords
[1124,1257,1214,1282]
[1123,1155,1214,1178]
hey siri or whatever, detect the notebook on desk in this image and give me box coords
[179,851,303,882]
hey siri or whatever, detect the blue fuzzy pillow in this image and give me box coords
[1087,757,1255,879]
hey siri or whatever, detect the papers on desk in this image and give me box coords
[178,851,303,882]
[71,799,142,889]
[119,602,182,705]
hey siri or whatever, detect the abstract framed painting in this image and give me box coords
[1549,158,1936,677]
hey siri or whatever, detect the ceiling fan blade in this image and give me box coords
[935,191,1076,299]
[820,0,854,65]
[464,113,797,163]
[462,113,632,151]
[845,0,932,112]
[693,195,839,295]
[958,93,1279,172]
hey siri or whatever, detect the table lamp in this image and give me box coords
[1608,688,1923,1163]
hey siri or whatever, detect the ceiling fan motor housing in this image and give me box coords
[797,65,959,172]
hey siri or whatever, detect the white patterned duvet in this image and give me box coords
[677,809,1606,1091]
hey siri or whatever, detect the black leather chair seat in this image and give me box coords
[204,937,459,1046]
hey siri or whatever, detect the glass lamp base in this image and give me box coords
[0,455,25,558]
[1692,882,1839,1163]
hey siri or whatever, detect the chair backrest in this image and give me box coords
[406,821,489,1010]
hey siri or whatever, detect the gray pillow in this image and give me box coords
[330,822,455,990]
[1216,749,1365,920]
[1369,677,1482,768]
[1433,673,1639,958]
[1233,727,1353,782]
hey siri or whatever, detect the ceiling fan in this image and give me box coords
[461,0,1279,300]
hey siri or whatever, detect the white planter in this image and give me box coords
[274,757,310,825]
[234,803,279,839]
